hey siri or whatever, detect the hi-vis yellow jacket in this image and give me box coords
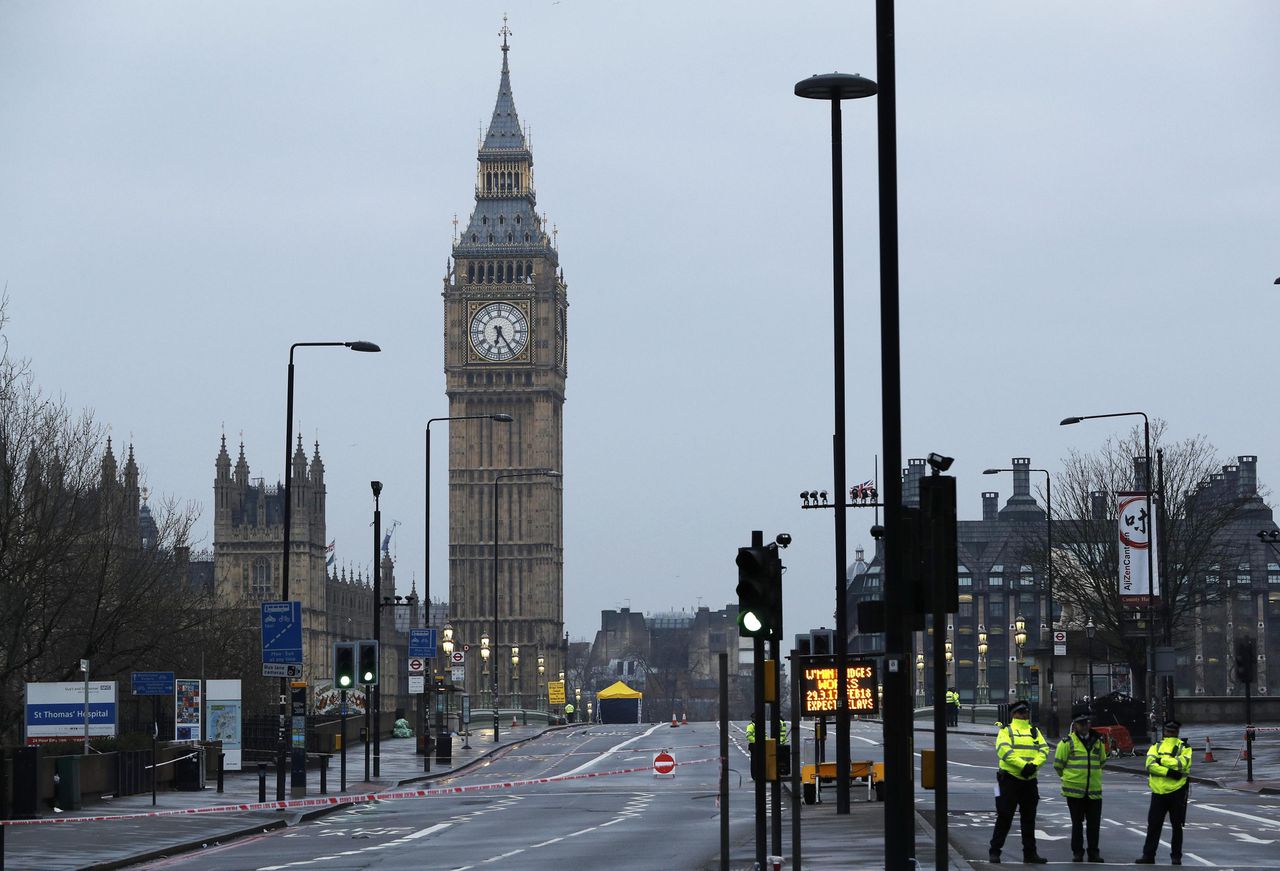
[1145,736,1192,794]
[1054,731,1106,799]
[996,719,1049,780]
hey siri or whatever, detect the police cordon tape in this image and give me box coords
[0,755,721,827]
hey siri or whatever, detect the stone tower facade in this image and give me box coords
[212,436,331,681]
[443,32,567,704]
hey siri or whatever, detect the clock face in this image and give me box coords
[470,301,530,362]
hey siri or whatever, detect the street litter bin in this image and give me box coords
[174,748,204,791]
[54,755,82,810]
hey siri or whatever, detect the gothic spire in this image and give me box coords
[483,16,526,154]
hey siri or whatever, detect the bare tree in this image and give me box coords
[1048,419,1254,700]
[0,304,205,743]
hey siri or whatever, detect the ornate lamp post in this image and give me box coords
[915,653,926,708]
[480,633,491,710]
[977,627,990,704]
[511,646,521,710]
[441,624,455,734]
[537,654,546,713]
[1014,615,1029,701]
[944,639,954,682]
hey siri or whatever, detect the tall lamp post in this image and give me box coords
[945,639,954,683]
[491,469,561,741]
[280,339,380,799]
[794,68,878,819]
[915,653,926,708]
[424,413,512,761]
[977,628,989,704]
[984,465,1057,736]
[442,623,454,735]
[371,481,384,777]
[480,633,490,710]
[1061,411,1157,740]
[1086,619,1096,713]
[1014,615,1029,701]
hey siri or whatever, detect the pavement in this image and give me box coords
[0,723,553,871]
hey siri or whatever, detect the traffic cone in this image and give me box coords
[1240,745,1251,762]
[512,714,519,728]
[1203,737,1215,763]
[671,712,679,728]
[681,711,688,726]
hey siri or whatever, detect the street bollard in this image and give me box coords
[319,760,327,794]
[217,753,225,794]
[258,763,267,803]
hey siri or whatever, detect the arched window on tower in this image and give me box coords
[252,558,272,599]
[467,263,475,283]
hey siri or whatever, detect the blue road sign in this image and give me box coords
[131,671,175,695]
[409,628,437,659]
[261,601,304,665]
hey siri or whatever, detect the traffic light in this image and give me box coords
[334,642,356,689]
[736,542,781,638]
[1234,636,1256,684]
[357,639,380,686]
[918,474,959,615]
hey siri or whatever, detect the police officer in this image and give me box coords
[989,699,1050,865]
[746,715,759,780]
[1054,713,1107,863]
[946,687,961,727]
[564,702,575,723]
[1135,719,1193,865]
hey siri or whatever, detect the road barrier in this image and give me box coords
[0,756,722,828]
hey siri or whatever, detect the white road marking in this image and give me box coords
[405,822,452,839]
[1198,803,1280,829]
[560,722,667,776]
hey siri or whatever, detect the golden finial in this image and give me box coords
[452,213,459,244]
[500,14,512,53]
[552,223,559,247]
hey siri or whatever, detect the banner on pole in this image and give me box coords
[1117,491,1160,604]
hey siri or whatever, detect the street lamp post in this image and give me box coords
[983,465,1057,736]
[371,481,384,777]
[537,654,546,713]
[1061,411,1157,740]
[442,623,454,737]
[511,646,521,710]
[491,470,560,742]
[425,413,512,763]
[1086,619,1096,714]
[280,339,379,800]
[794,69,878,820]
[480,634,490,710]
[1015,615,1029,701]
[945,639,954,682]
[915,653,926,708]
[977,628,989,704]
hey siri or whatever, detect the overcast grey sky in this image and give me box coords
[1,2,1276,644]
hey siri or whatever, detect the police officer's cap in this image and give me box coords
[1163,719,1181,732]
[1071,713,1091,726]
[1009,699,1031,715]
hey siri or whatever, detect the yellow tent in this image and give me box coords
[596,680,643,722]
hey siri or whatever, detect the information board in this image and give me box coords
[24,681,118,744]
[547,679,566,705]
[798,657,879,717]
[408,628,437,659]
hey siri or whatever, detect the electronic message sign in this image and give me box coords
[799,657,879,717]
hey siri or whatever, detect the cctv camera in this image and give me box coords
[869,524,885,540]
[371,480,383,497]
[926,453,954,473]
[776,533,792,549]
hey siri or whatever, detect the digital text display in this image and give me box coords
[799,658,879,717]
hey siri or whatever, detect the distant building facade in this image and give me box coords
[848,454,1278,708]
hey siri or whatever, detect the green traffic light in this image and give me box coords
[338,675,351,688]
[742,611,764,633]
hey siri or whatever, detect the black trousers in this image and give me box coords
[1066,796,1102,858]
[948,703,959,726]
[1141,784,1189,860]
[990,772,1039,856]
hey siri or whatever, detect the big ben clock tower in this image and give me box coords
[443,26,566,703]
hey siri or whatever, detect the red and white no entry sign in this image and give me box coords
[653,751,676,776]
